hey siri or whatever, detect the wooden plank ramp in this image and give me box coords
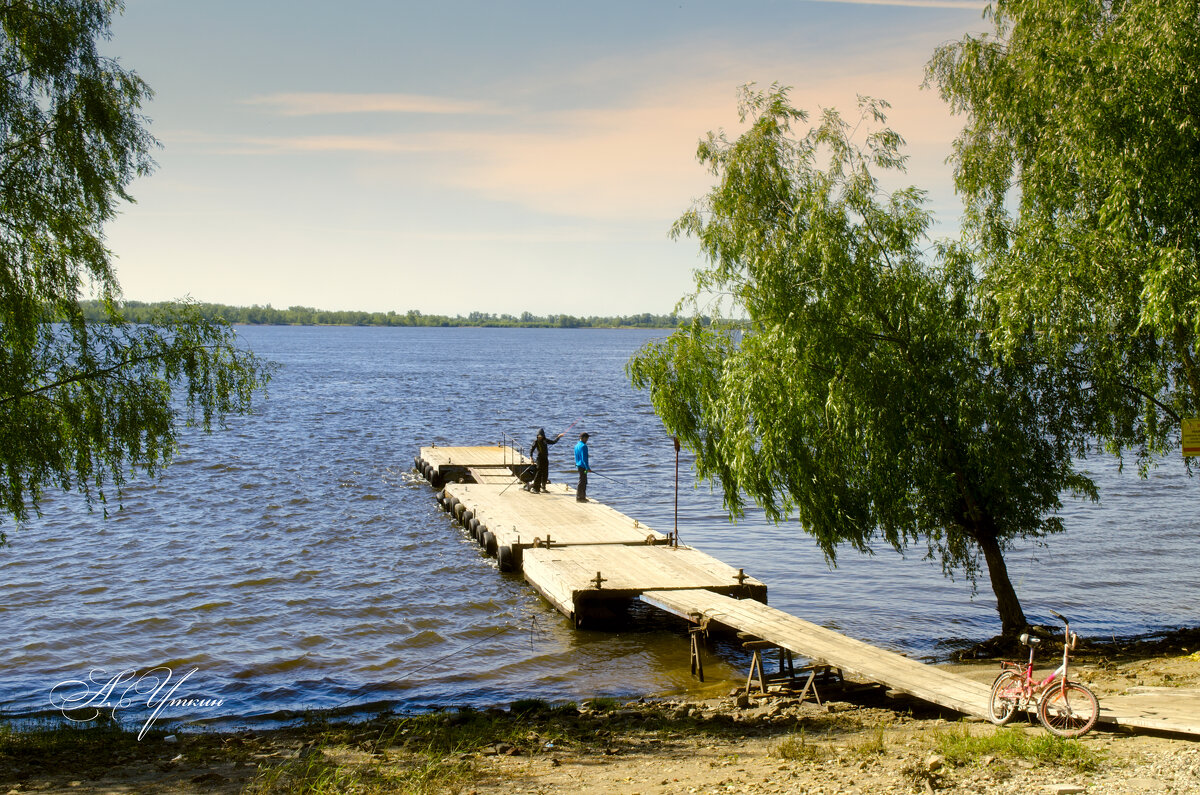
[640,588,993,719]
[1095,689,1200,736]
[639,589,1200,735]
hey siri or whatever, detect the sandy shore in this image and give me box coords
[2,649,1197,794]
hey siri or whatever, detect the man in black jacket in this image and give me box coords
[526,428,564,493]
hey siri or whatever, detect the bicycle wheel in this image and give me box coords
[1038,681,1099,737]
[987,670,1022,725]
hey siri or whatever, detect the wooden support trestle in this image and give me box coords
[741,633,842,705]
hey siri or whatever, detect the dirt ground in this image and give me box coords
[3,649,1198,795]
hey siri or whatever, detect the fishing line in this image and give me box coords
[586,470,626,485]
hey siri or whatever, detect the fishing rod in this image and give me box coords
[497,430,533,495]
[500,421,576,495]
[498,420,588,495]
[584,469,626,485]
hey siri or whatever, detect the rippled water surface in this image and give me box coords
[3,326,1199,725]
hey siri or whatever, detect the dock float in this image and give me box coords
[416,444,1200,737]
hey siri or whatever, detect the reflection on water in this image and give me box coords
[2,326,1198,724]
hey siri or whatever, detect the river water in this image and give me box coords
[3,326,1198,727]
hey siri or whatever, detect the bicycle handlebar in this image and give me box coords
[1049,609,1068,624]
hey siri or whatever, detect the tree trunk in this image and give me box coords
[976,532,1028,637]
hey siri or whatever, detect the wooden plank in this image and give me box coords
[640,588,991,718]
[523,547,766,622]
[1098,694,1200,736]
[1122,686,1200,698]
[444,482,668,549]
[467,468,520,485]
[522,562,577,619]
[420,445,530,469]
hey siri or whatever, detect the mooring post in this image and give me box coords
[592,571,606,589]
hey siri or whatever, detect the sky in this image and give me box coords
[105,0,990,317]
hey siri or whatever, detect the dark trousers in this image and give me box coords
[576,467,588,501]
[532,461,549,491]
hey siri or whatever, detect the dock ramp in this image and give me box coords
[640,588,993,718]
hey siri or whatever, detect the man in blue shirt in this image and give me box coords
[573,432,590,503]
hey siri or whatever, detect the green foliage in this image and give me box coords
[245,749,459,795]
[847,724,888,759]
[628,85,1096,633]
[0,717,164,775]
[508,698,554,715]
[928,0,1200,468]
[1,301,274,529]
[933,724,1101,771]
[773,729,825,761]
[0,1,271,536]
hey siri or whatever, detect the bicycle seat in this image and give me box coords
[1019,632,1041,647]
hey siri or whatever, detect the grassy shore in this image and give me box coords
[3,642,1198,794]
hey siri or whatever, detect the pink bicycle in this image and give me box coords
[987,609,1100,737]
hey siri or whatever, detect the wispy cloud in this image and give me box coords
[430,73,963,223]
[166,129,466,156]
[203,26,968,223]
[243,92,505,116]
[240,134,439,154]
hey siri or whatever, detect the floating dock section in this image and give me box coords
[414,445,531,487]
[416,444,1200,736]
[418,445,765,625]
[525,544,764,625]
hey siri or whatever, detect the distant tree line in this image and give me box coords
[80,301,702,329]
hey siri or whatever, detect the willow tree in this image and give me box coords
[1,1,271,540]
[628,86,1094,636]
[928,0,1200,466]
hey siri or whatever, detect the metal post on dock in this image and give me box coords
[673,436,680,548]
[688,611,708,682]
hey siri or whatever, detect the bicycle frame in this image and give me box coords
[1006,610,1078,690]
[999,637,1061,707]
[988,609,1099,736]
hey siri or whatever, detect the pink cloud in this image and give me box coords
[243,92,504,116]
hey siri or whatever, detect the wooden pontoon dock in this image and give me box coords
[416,444,1200,737]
